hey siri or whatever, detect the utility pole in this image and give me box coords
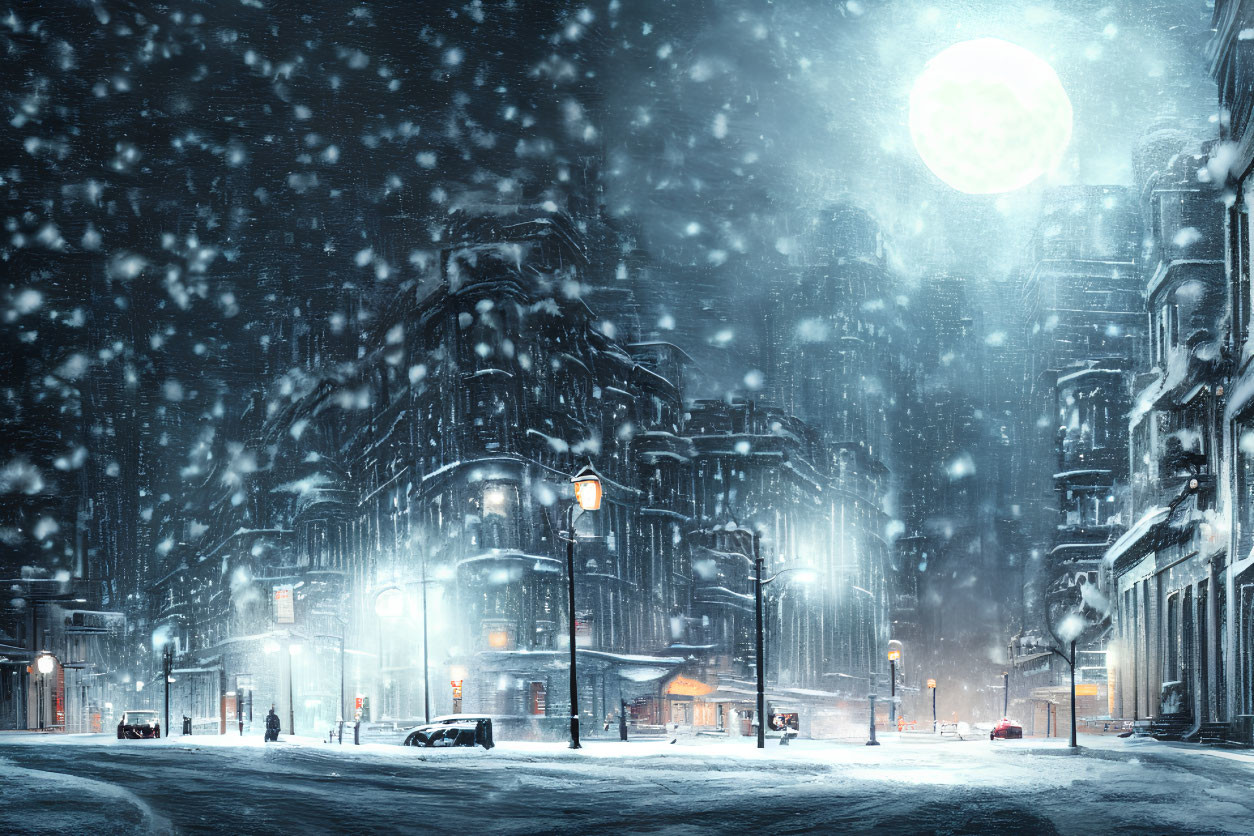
[1003,670,1009,717]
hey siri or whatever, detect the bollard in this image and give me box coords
[353,720,360,745]
[866,695,880,746]
[338,720,343,745]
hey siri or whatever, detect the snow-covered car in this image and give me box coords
[402,715,494,749]
[117,710,161,739]
[990,718,1022,740]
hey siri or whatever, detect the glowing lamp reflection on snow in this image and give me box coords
[571,466,602,511]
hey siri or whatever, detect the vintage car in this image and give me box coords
[990,718,1023,740]
[117,710,161,739]
[402,715,494,749]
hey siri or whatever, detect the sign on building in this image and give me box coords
[273,585,295,624]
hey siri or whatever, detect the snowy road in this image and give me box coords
[2,732,1253,835]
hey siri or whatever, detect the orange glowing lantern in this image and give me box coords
[571,465,602,511]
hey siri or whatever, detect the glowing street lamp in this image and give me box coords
[927,678,937,732]
[571,466,602,511]
[562,464,604,750]
[374,587,405,619]
[34,654,55,731]
[887,647,901,728]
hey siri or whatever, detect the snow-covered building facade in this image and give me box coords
[1013,186,1144,708]
[1105,145,1228,731]
[144,208,895,739]
[680,400,891,734]
[1203,0,1254,734]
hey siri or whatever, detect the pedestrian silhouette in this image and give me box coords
[265,706,281,742]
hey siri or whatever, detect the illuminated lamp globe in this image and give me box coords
[374,587,405,619]
[36,654,54,675]
[571,465,602,511]
[909,38,1072,194]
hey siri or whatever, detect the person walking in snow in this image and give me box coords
[265,706,281,742]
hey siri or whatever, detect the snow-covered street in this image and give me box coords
[2,732,1252,835]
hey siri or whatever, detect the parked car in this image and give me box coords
[403,715,494,749]
[117,710,161,739]
[990,718,1023,740]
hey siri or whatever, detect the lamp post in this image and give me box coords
[722,527,818,750]
[421,554,431,724]
[35,653,55,730]
[927,678,937,732]
[887,648,901,728]
[287,642,302,736]
[162,644,172,738]
[1034,639,1080,748]
[563,465,603,750]
[1003,670,1009,718]
[1031,612,1085,749]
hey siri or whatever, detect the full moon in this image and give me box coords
[909,38,1073,195]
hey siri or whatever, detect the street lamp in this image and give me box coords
[1002,670,1010,718]
[721,527,818,749]
[1009,612,1088,749]
[35,653,54,731]
[887,646,901,728]
[562,465,602,750]
[927,678,937,732]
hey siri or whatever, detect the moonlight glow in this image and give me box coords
[909,38,1073,194]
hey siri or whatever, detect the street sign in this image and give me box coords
[273,585,295,624]
[1075,683,1099,696]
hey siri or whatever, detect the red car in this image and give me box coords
[990,718,1023,740]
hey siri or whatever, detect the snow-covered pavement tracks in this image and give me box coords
[1,733,1252,834]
